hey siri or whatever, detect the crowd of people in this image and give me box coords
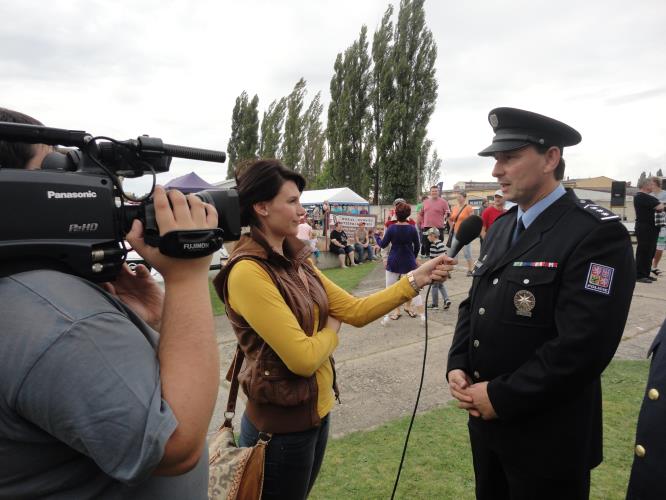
[1,102,663,500]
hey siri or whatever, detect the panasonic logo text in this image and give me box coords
[47,190,98,199]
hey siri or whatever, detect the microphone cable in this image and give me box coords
[390,284,432,500]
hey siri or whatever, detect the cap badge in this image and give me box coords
[514,290,536,317]
[489,113,499,128]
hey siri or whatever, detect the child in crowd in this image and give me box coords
[297,216,320,265]
[426,228,451,310]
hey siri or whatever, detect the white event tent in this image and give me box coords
[299,187,369,206]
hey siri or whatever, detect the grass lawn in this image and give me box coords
[208,261,379,316]
[310,359,649,500]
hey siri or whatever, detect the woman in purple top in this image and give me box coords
[378,202,425,324]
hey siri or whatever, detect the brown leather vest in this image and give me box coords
[213,228,337,433]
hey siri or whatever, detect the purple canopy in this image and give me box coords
[164,172,216,193]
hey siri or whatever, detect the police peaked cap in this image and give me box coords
[478,107,582,157]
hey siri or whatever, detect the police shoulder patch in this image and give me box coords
[577,199,620,222]
[584,262,615,295]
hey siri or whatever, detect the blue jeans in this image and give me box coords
[239,412,330,500]
[354,243,373,262]
[430,282,449,306]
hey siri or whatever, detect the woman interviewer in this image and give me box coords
[213,159,454,499]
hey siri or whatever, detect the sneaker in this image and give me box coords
[648,276,657,281]
[637,277,653,284]
[443,300,452,310]
[427,303,438,309]
[466,271,473,277]
[380,316,390,327]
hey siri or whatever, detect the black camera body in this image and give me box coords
[0,122,240,282]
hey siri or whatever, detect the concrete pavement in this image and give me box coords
[208,240,666,438]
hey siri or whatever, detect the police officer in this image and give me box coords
[626,316,666,500]
[447,107,635,500]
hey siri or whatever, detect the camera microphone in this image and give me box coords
[447,215,482,258]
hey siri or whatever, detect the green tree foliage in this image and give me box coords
[226,95,243,179]
[423,144,442,190]
[638,171,646,185]
[370,5,395,204]
[282,78,307,171]
[302,91,326,186]
[378,0,438,203]
[326,26,373,197]
[657,168,663,177]
[226,91,259,179]
[259,97,286,158]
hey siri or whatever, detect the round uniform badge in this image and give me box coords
[514,290,536,317]
[489,113,499,128]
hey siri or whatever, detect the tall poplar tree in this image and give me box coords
[302,91,326,186]
[226,91,260,178]
[282,78,307,171]
[326,26,373,197]
[378,0,438,203]
[259,97,287,158]
[422,144,442,190]
[370,5,395,204]
[226,93,244,179]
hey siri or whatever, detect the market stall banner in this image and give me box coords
[328,213,377,235]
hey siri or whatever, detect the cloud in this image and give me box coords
[607,86,666,105]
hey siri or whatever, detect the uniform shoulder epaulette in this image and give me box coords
[576,199,620,222]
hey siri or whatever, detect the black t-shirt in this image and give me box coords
[634,192,660,225]
[330,229,347,246]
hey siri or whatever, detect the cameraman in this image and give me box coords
[0,108,219,499]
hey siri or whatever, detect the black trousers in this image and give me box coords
[635,223,659,278]
[469,421,590,500]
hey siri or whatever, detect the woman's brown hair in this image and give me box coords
[235,159,306,227]
[394,202,411,222]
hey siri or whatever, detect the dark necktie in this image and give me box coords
[512,217,525,244]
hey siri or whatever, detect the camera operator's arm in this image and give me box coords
[127,186,219,476]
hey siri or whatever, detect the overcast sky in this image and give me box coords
[2,0,664,195]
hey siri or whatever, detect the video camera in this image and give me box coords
[0,122,240,282]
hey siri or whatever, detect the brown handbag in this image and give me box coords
[208,346,271,500]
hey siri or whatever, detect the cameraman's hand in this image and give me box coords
[127,186,218,283]
[103,263,164,331]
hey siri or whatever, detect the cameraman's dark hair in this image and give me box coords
[535,144,566,181]
[235,159,306,227]
[0,107,44,169]
[395,202,411,222]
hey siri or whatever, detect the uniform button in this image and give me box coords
[523,278,530,285]
[492,278,499,285]
[648,388,660,400]
[473,339,480,348]
[473,371,480,379]
[479,308,486,315]
[635,444,646,458]
[264,370,270,376]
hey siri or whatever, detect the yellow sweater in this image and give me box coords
[227,261,417,418]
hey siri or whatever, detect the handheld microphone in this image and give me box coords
[447,215,483,258]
